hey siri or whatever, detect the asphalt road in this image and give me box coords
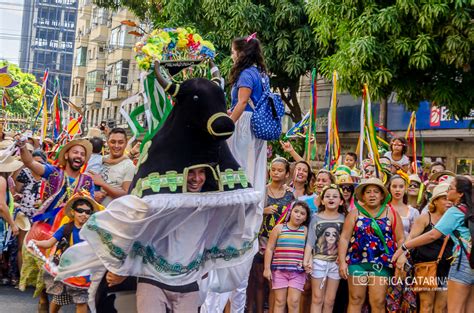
[0,285,75,313]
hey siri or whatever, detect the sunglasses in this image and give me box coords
[341,185,354,192]
[74,208,93,215]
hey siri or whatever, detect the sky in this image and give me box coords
[0,0,24,65]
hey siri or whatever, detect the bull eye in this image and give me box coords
[193,95,199,101]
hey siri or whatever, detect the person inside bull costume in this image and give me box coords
[56,60,263,313]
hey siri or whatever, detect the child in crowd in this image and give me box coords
[384,137,410,173]
[85,136,104,175]
[32,192,100,313]
[264,201,310,313]
[304,185,346,313]
[343,152,361,178]
[250,157,294,313]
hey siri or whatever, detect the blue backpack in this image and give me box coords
[249,74,285,141]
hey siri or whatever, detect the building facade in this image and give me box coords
[296,75,474,173]
[70,0,141,130]
[19,0,78,101]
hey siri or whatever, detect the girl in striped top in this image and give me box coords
[264,201,310,313]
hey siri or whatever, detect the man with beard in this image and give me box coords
[88,128,135,206]
[18,139,95,225]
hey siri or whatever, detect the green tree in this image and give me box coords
[0,61,41,117]
[95,0,320,121]
[306,0,473,119]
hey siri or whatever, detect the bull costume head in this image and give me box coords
[130,61,250,196]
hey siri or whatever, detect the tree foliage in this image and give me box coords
[306,0,473,118]
[95,0,320,121]
[0,61,41,116]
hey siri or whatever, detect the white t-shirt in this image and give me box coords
[384,151,410,167]
[100,157,135,206]
[400,205,420,237]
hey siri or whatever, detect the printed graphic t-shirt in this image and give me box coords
[307,213,345,262]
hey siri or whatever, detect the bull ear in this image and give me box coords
[153,61,180,96]
[209,59,224,89]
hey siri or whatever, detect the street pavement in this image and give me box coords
[0,285,75,312]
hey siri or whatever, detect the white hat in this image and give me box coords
[0,155,23,173]
[430,183,449,204]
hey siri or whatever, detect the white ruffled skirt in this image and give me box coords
[56,189,261,311]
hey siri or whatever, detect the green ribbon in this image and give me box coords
[354,196,391,254]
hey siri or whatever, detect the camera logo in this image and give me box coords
[352,271,375,286]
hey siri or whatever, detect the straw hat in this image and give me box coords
[0,155,23,173]
[27,136,40,149]
[57,139,92,167]
[64,191,103,218]
[429,170,455,182]
[354,177,389,201]
[84,127,102,139]
[0,139,14,150]
[429,183,449,205]
[408,174,422,185]
[14,212,31,231]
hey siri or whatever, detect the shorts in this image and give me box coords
[348,263,393,278]
[311,259,340,280]
[448,255,474,286]
[44,273,88,304]
[271,270,306,291]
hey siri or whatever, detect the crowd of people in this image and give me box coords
[0,34,472,313]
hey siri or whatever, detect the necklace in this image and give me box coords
[267,184,285,199]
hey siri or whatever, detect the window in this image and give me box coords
[456,158,474,175]
[75,47,87,66]
[109,25,134,49]
[115,60,129,85]
[86,71,104,93]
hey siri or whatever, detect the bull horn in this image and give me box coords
[209,59,223,89]
[153,61,180,96]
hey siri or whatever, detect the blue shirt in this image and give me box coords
[53,224,83,245]
[299,194,318,215]
[231,66,264,112]
[435,206,472,260]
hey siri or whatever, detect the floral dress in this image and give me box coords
[346,209,396,269]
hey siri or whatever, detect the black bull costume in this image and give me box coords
[56,62,263,312]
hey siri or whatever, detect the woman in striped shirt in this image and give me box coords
[264,201,310,313]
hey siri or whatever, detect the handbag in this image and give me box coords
[413,235,449,290]
[248,73,284,141]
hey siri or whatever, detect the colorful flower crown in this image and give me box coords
[135,28,216,71]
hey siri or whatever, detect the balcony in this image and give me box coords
[107,84,129,100]
[107,46,133,63]
[72,66,86,78]
[90,24,109,42]
[78,1,92,19]
[69,95,85,109]
[86,90,103,105]
[87,58,106,71]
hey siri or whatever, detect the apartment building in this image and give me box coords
[19,0,78,102]
[69,0,141,129]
